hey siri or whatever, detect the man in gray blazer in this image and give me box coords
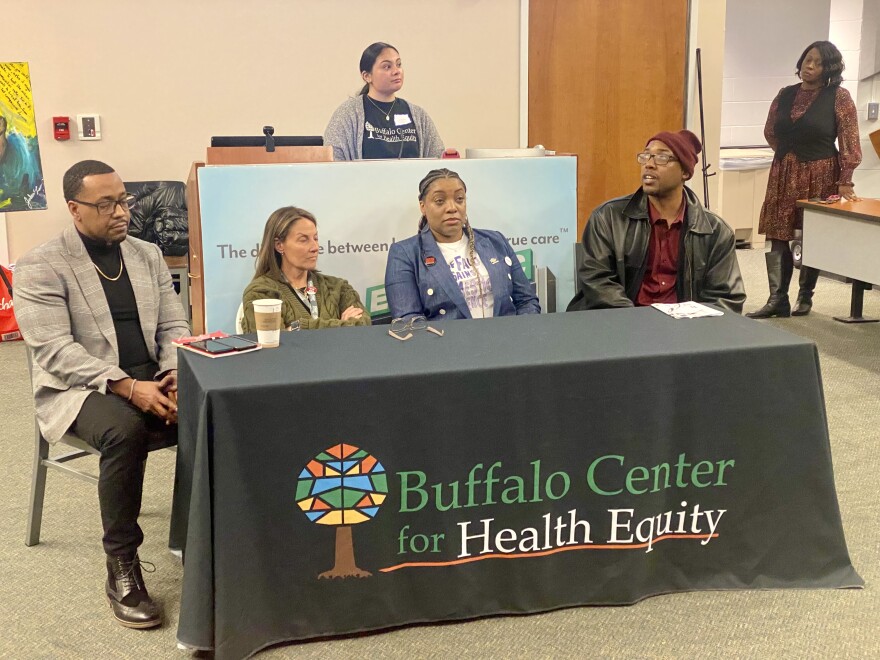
[15,160,189,629]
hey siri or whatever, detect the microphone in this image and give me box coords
[263,125,276,152]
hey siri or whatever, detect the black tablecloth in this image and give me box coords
[171,308,861,658]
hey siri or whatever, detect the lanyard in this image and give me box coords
[305,279,319,320]
[285,273,319,320]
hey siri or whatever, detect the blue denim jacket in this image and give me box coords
[384,226,541,320]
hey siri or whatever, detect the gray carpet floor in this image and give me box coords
[0,247,878,659]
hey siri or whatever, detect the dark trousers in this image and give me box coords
[71,363,176,556]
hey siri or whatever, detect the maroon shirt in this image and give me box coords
[636,195,686,306]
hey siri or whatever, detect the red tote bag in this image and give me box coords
[0,265,22,342]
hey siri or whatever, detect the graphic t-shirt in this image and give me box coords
[361,96,420,159]
[436,235,494,318]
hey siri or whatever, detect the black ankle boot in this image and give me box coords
[747,251,792,319]
[105,553,161,629]
[792,267,820,316]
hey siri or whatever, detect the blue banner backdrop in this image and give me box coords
[198,156,577,332]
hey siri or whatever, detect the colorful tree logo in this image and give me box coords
[296,443,388,579]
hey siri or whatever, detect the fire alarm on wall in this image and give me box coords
[53,116,71,140]
[76,114,101,140]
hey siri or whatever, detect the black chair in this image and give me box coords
[125,180,191,321]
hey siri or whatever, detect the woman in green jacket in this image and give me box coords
[241,206,370,331]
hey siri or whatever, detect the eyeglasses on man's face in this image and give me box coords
[72,194,137,216]
[636,152,679,166]
[388,315,444,341]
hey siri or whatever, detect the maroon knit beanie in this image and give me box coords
[645,130,702,179]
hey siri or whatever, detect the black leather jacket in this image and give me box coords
[567,187,746,313]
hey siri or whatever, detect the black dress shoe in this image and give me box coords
[105,553,162,629]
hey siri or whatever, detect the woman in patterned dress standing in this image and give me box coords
[747,41,862,319]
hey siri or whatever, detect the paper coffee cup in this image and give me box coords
[252,299,282,347]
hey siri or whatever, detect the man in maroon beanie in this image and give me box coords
[567,129,745,312]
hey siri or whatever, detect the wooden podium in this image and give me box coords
[186,145,333,334]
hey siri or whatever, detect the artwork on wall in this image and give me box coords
[0,62,46,211]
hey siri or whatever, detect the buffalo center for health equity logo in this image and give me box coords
[297,447,734,581]
[296,443,388,579]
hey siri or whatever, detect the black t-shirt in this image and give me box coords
[78,231,152,372]
[361,96,420,159]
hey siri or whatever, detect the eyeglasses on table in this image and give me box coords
[388,316,444,341]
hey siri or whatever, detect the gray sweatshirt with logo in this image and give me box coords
[323,95,445,161]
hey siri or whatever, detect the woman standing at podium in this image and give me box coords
[241,207,370,331]
[323,42,444,161]
[748,41,861,319]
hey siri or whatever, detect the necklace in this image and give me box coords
[94,253,124,281]
[366,95,397,121]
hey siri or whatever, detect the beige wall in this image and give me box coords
[3,0,522,261]
[832,0,880,197]
[720,0,830,147]
[688,0,726,212]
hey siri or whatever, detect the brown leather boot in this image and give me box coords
[105,553,161,629]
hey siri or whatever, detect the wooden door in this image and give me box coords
[529,0,689,235]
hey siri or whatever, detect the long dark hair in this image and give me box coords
[796,41,844,87]
[359,42,398,95]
